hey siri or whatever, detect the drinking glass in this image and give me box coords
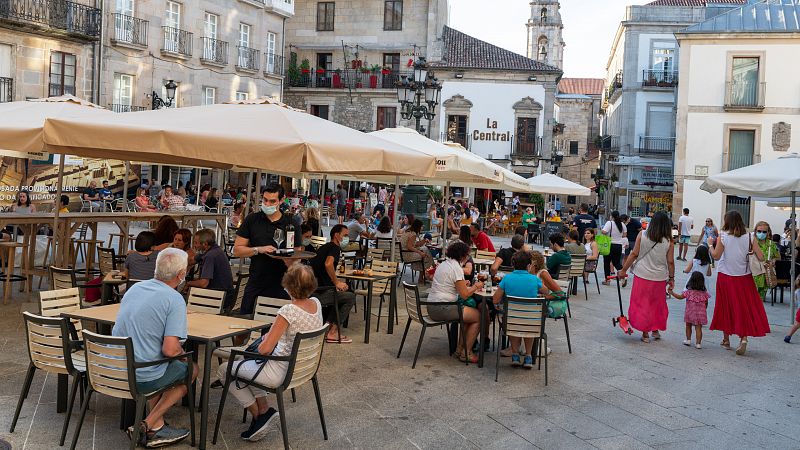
[273,229,285,249]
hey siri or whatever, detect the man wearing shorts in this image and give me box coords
[677,208,694,261]
[113,248,199,448]
[336,183,348,223]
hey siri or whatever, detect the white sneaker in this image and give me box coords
[682,340,691,346]
[695,344,702,349]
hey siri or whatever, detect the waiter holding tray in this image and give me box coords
[233,183,303,317]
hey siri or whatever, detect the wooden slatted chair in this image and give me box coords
[225,272,250,316]
[309,235,327,250]
[583,258,601,296]
[11,312,86,446]
[49,266,94,307]
[568,254,588,301]
[69,330,195,450]
[354,260,398,331]
[495,296,548,384]
[557,264,573,318]
[365,248,384,265]
[375,238,393,259]
[187,287,226,315]
[212,324,330,450]
[97,247,117,276]
[39,287,84,339]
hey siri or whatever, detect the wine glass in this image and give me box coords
[273,229,285,250]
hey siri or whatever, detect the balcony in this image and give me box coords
[642,70,677,88]
[200,37,228,66]
[637,136,675,155]
[287,68,412,90]
[49,83,75,96]
[724,80,765,111]
[161,26,192,58]
[236,46,259,72]
[599,135,619,154]
[110,104,147,113]
[265,0,294,17]
[439,132,472,151]
[0,0,101,40]
[263,53,284,77]
[0,77,12,102]
[606,71,623,101]
[111,13,147,48]
[510,136,543,160]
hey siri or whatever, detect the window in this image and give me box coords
[316,53,332,87]
[235,91,248,101]
[447,115,468,148]
[540,7,547,22]
[537,36,548,61]
[728,129,755,171]
[49,51,76,96]
[316,2,334,31]
[651,46,674,73]
[384,1,402,30]
[202,87,216,105]
[204,13,217,39]
[116,0,133,15]
[725,196,751,227]
[266,32,277,72]
[165,1,180,28]
[730,57,759,107]
[112,73,133,107]
[567,195,576,205]
[310,104,329,120]
[164,1,181,52]
[0,44,10,103]
[515,117,537,156]
[238,23,251,68]
[202,13,219,61]
[569,140,578,155]
[376,107,396,130]
[382,53,400,88]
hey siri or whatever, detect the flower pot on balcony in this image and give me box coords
[301,69,310,74]
[333,73,343,88]
[369,75,378,88]
[381,69,391,75]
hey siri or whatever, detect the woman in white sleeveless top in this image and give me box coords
[618,212,674,343]
[707,211,770,355]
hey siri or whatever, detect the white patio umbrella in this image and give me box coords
[526,173,591,196]
[700,152,800,324]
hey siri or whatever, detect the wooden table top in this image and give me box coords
[62,304,265,342]
[339,269,397,282]
[102,272,127,285]
[472,286,499,298]
[472,258,495,266]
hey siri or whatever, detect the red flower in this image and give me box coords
[316,68,325,74]
[407,58,414,67]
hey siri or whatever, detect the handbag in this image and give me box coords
[596,234,611,256]
[748,239,766,276]
[764,246,778,289]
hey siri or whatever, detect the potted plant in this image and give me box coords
[351,59,362,70]
[300,58,311,74]
[381,66,392,75]
[369,64,381,88]
[332,68,342,88]
[316,68,326,75]
[287,53,301,86]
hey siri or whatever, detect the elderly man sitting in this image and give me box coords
[184,228,234,310]
[113,248,199,448]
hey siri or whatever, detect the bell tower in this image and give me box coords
[526,0,565,70]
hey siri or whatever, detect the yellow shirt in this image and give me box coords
[549,216,561,222]
[59,207,69,213]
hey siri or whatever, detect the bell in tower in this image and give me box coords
[526,0,565,70]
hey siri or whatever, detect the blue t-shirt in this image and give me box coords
[498,270,543,298]
[112,279,187,382]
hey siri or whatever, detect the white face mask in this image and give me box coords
[261,204,277,215]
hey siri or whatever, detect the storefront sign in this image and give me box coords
[0,150,50,161]
[472,118,511,142]
[436,159,448,171]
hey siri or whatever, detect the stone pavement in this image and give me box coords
[0,225,798,449]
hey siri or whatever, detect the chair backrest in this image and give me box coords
[321,206,330,217]
[502,296,547,340]
[375,238,393,256]
[557,264,571,282]
[49,266,77,290]
[82,330,136,400]
[370,260,398,294]
[568,254,586,277]
[22,312,78,375]
[366,248,384,264]
[187,287,226,314]
[284,324,330,390]
[309,235,327,250]
[97,246,117,276]
[584,258,598,273]
[253,296,291,324]
[401,281,426,324]
[229,272,250,313]
[39,287,83,335]
[476,250,496,260]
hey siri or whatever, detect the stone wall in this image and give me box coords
[283,90,406,132]
[555,96,599,208]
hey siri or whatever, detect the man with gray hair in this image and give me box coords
[184,228,234,310]
[113,248,198,448]
[347,212,374,242]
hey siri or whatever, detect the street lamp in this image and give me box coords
[152,80,177,110]
[396,56,442,136]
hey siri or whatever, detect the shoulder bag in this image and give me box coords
[596,234,611,256]
[763,245,778,288]
[748,238,766,276]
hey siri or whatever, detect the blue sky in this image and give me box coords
[449,0,639,78]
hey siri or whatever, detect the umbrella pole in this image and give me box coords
[245,169,253,212]
[390,176,400,263]
[123,161,130,206]
[53,155,65,266]
[443,181,450,250]
[792,192,797,325]
[195,170,201,206]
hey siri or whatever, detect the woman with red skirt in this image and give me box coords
[708,211,770,355]
[618,212,675,343]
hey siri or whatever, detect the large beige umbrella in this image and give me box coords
[43,97,437,177]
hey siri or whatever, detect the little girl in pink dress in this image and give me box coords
[668,271,710,349]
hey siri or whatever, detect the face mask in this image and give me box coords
[261,204,277,215]
[756,231,767,240]
[302,238,312,246]
[340,236,350,249]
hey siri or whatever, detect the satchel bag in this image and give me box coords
[748,239,765,276]
[596,234,611,256]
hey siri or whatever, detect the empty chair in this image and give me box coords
[49,266,94,306]
[39,287,84,338]
[225,272,251,315]
[567,254,587,300]
[69,330,195,450]
[375,238,393,258]
[365,248,385,265]
[186,287,226,314]
[495,296,548,384]
[97,246,117,276]
[11,312,86,446]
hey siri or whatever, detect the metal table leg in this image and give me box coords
[198,341,214,450]
[387,276,397,334]
[364,280,373,343]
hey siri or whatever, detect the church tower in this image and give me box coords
[526,0,565,70]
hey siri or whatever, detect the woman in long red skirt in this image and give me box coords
[708,211,770,355]
[618,212,675,343]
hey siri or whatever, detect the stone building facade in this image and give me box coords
[526,0,565,70]
[282,0,448,131]
[0,0,101,103]
[99,0,292,111]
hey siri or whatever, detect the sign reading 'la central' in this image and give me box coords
[472,118,511,142]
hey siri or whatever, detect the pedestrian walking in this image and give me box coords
[708,211,770,355]
[668,271,710,349]
[677,208,694,261]
[601,211,627,285]
[682,245,713,287]
[617,212,674,343]
[752,221,778,301]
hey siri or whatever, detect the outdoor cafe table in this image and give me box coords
[472,258,495,272]
[61,303,264,450]
[0,213,56,297]
[472,285,499,368]
[100,272,126,305]
[338,269,398,343]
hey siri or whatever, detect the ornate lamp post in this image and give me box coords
[396,57,442,136]
[151,80,177,110]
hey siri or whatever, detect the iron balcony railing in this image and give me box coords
[606,71,623,99]
[511,136,543,159]
[439,132,473,151]
[236,46,259,71]
[112,13,147,46]
[287,68,412,89]
[161,26,192,57]
[638,136,675,155]
[0,77,12,102]
[263,53,284,76]
[642,70,677,87]
[110,104,147,112]
[49,83,75,96]
[0,0,101,38]
[599,135,620,153]
[200,37,228,65]
[724,80,766,110]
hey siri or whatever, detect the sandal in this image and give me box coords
[652,331,661,340]
[326,335,353,344]
[735,340,747,355]
[641,333,650,343]
[457,352,479,364]
[720,339,731,350]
